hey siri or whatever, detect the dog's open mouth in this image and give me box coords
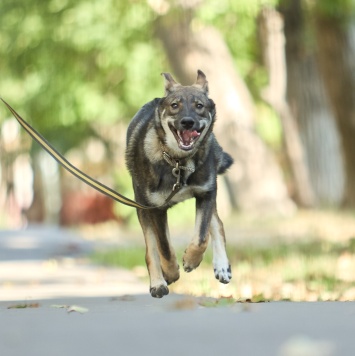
[169,125,202,150]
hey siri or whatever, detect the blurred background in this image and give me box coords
[1,0,355,301]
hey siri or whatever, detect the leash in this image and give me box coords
[0,98,183,210]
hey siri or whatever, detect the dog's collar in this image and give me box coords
[160,144,195,191]
[160,144,196,171]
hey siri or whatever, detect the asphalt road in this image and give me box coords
[1,296,355,356]
[1,226,354,356]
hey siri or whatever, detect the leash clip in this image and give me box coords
[172,162,181,191]
[162,148,195,193]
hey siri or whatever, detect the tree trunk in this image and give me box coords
[258,7,316,207]
[279,0,345,206]
[154,9,295,215]
[314,16,355,207]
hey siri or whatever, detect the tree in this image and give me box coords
[153,2,295,214]
[0,0,164,150]
[258,7,316,207]
[277,0,345,206]
[312,1,355,206]
[0,0,165,224]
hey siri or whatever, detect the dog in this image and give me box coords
[125,70,233,298]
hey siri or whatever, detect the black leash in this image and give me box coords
[1,98,182,210]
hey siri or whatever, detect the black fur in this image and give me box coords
[125,70,233,298]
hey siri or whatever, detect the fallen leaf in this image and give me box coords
[216,296,237,306]
[240,293,269,303]
[51,304,68,309]
[198,298,218,308]
[169,298,197,310]
[199,296,237,308]
[67,305,89,314]
[7,303,40,309]
[51,304,88,314]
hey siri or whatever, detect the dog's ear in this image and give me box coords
[194,69,209,94]
[161,73,179,95]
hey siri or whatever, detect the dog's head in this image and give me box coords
[157,70,216,156]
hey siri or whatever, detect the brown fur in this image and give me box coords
[125,70,233,298]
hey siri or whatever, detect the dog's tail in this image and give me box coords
[217,152,234,175]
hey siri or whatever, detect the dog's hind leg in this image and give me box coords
[210,209,232,284]
[137,209,179,298]
[159,221,180,286]
[182,193,214,272]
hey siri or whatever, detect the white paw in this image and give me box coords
[213,262,232,284]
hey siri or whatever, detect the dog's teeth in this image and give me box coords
[175,129,202,150]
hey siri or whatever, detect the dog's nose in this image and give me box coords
[180,117,195,130]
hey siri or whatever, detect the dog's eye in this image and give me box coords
[171,103,179,110]
[196,103,204,110]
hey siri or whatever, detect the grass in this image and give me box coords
[90,237,355,301]
[91,247,146,270]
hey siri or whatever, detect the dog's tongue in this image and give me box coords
[180,130,199,145]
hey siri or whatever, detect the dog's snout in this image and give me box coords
[181,117,195,130]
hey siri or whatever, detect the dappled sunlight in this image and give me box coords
[168,243,355,301]
[87,210,355,301]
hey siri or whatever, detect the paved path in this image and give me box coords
[0,226,147,300]
[1,295,355,356]
[1,226,355,356]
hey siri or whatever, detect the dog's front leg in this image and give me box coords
[137,208,179,298]
[183,192,215,272]
[210,210,232,284]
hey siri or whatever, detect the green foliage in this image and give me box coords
[196,0,284,147]
[2,0,351,155]
[197,0,279,94]
[0,0,287,152]
[255,103,283,149]
[0,0,165,151]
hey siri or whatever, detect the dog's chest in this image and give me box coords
[141,125,214,205]
[147,179,213,206]
[173,181,213,202]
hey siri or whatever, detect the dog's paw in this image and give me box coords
[163,264,180,285]
[214,264,232,284]
[150,284,169,298]
[183,261,198,273]
[183,244,205,272]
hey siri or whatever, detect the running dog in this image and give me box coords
[125,70,233,298]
